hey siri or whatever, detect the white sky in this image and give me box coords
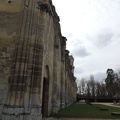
[52,0,120,81]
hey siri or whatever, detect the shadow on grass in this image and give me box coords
[50,103,120,119]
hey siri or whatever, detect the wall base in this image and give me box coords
[2,113,42,120]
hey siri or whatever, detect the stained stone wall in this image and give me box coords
[0,0,77,120]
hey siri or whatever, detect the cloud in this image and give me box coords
[68,33,73,38]
[93,72,106,81]
[74,67,84,80]
[75,67,84,74]
[87,30,114,48]
[95,32,114,48]
[53,0,120,82]
[72,46,91,58]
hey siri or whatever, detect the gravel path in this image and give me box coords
[92,102,120,108]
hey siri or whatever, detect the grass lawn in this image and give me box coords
[50,103,120,119]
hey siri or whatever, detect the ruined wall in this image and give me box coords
[0,0,45,119]
[60,37,66,109]
[64,51,77,106]
[0,0,77,120]
[0,0,23,119]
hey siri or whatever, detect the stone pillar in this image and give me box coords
[65,79,67,107]
[52,42,60,113]
[60,70,65,109]
[60,37,67,109]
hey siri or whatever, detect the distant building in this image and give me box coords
[0,0,77,120]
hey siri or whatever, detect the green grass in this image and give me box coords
[50,103,120,119]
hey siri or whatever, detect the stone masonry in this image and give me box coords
[0,0,77,120]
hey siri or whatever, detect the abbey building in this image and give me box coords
[0,0,77,120]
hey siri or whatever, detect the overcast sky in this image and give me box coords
[52,0,120,81]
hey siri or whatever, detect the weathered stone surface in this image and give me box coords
[0,0,77,120]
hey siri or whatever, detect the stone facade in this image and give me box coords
[0,0,77,120]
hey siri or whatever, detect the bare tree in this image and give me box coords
[89,75,96,98]
[80,78,86,95]
[96,81,101,98]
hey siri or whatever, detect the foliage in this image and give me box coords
[78,75,107,100]
[105,68,120,98]
[78,69,120,99]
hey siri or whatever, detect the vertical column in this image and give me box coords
[52,44,60,113]
[60,37,66,109]
[52,26,61,112]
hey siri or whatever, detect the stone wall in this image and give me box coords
[0,0,77,120]
[0,1,23,119]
